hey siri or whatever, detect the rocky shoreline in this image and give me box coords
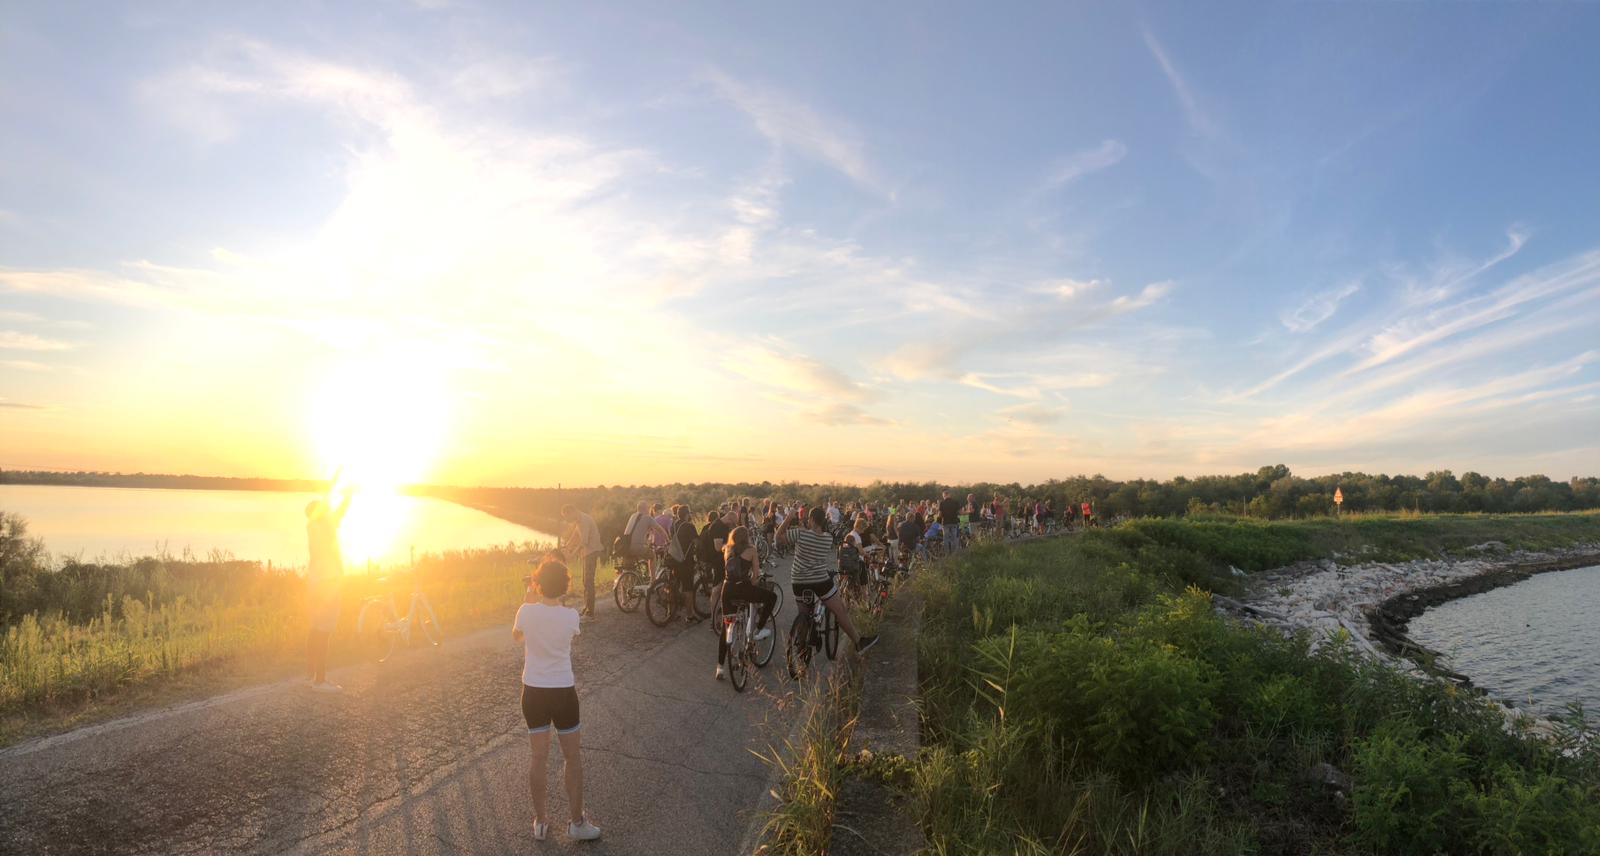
[1217,542,1600,699]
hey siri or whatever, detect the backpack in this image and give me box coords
[667,520,691,563]
[839,541,863,573]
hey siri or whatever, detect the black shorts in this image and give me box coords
[791,577,839,603]
[521,684,580,735]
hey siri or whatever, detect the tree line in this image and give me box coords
[6,466,1597,545]
[421,465,1600,543]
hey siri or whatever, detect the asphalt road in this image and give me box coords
[0,556,823,855]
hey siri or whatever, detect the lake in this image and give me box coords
[0,484,555,569]
[1408,564,1600,717]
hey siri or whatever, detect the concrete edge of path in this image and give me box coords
[830,591,927,856]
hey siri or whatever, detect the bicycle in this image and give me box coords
[646,559,717,626]
[720,597,777,692]
[356,576,442,663]
[611,545,665,614]
[785,586,839,680]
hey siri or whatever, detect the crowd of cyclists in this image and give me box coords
[510,489,1097,842]
[557,491,1101,675]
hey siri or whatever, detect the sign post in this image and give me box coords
[1333,487,1344,518]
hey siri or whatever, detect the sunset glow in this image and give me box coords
[2,4,1597,485]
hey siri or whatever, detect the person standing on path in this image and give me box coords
[937,489,962,555]
[514,559,602,842]
[561,505,605,617]
[304,483,353,693]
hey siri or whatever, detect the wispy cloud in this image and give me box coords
[1042,140,1127,191]
[812,403,892,427]
[1281,281,1360,333]
[0,359,51,371]
[705,68,881,194]
[0,331,76,351]
[1141,27,1220,139]
[0,399,45,409]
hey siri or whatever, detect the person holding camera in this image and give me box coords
[514,559,601,842]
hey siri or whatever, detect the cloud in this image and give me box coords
[1141,27,1220,139]
[1043,140,1127,190]
[0,331,76,351]
[889,278,1174,381]
[705,69,880,193]
[1234,233,1595,401]
[730,342,873,403]
[1,359,51,371]
[1000,402,1065,426]
[0,399,45,409]
[1281,281,1360,333]
[1353,249,1600,374]
[1110,280,1174,312]
[811,403,891,426]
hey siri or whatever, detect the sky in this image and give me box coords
[2,1,1598,487]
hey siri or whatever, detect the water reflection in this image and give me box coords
[0,484,553,570]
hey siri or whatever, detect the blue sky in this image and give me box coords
[1,1,1597,485]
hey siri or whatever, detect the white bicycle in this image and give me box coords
[356,577,443,663]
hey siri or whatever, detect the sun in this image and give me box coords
[308,351,451,567]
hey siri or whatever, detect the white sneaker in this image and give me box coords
[532,821,548,841]
[310,681,343,694]
[568,817,602,841]
[714,665,725,680]
[753,626,772,641]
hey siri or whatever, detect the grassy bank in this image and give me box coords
[0,512,605,745]
[910,513,1600,854]
[766,512,1600,854]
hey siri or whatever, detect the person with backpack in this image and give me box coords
[622,501,668,581]
[666,504,701,625]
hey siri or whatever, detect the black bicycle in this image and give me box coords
[645,559,716,626]
[784,586,839,680]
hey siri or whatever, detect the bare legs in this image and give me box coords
[306,629,329,683]
[527,730,586,828]
[823,592,861,647]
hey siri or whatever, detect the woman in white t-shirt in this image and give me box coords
[513,560,601,842]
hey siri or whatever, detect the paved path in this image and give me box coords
[0,557,820,855]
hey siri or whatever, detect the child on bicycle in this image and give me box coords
[514,559,601,842]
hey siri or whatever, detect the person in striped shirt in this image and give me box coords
[777,506,879,655]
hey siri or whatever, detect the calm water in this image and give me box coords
[0,484,554,569]
[1409,565,1600,716]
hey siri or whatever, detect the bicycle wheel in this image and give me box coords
[785,613,812,680]
[756,537,772,567]
[728,620,749,692]
[614,570,643,613]
[644,580,675,627]
[823,605,840,660]
[752,616,777,668]
[759,575,784,618]
[692,571,714,618]
[415,594,443,646]
[356,600,398,663]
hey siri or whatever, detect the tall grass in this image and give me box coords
[759,669,860,854]
[0,533,618,742]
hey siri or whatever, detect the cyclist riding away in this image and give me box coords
[715,526,777,680]
[778,507,878,655]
